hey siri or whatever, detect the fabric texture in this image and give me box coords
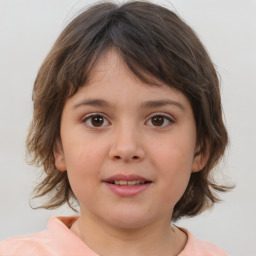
[0,216,228,256]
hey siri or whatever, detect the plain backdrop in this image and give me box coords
[0,0,255,255]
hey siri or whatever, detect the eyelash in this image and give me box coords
[82,113,174,128]
[82,113,110,128]
[145,113,174,128]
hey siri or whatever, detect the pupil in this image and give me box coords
[152,116,164,126]
[92,116,104,127]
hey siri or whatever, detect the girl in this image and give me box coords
[0,1,231,255]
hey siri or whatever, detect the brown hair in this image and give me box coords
[27,1,231,221]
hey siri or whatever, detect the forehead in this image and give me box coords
[85,49,182,96]
[88,48,138,85]
[64,49,192,116]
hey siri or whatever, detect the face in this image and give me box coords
[54,49,207,230]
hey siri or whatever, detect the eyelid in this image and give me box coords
[82,112,111,127]
[82,112,103,119]
[145,112,175,127]
[146,112,175,121]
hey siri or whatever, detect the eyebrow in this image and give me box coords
[73,99,111,109]
[73,99,185,111]
[140,99,185,111]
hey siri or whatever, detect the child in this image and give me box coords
[0,1,231,255]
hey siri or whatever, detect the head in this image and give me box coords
[27,1,229,221]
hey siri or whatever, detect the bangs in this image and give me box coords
[56,2,205,100]
[28,1,230,217]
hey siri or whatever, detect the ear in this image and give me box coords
[191,144,209,173]
[53,139,66,172]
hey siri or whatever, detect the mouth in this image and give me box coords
[106,180,152,186]
[103,174,153,197]
[103,174,152,186]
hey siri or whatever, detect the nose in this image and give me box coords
[109,124,145,163]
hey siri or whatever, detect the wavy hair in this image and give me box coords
[27,1,232,221]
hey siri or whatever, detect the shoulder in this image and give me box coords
[178,227,229,256]
[0,216,92,256]
[0,231,52,256]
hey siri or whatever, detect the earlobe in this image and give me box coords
[53,140,66,172]
[191,146,209,173]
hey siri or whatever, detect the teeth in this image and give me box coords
[128,181,138,185]
[112,180,146,186]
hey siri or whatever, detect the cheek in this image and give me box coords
[149,137,195,201]
[62,129,107,168]
[150,137,195,173]
[63,140,107,200]
[62,138,111,200]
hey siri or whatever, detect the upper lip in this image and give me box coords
[104,174,151,182]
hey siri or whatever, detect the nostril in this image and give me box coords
[113,155,140,160]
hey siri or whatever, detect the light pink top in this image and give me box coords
[0,216,228,256]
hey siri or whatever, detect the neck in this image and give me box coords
[70,210,187,256]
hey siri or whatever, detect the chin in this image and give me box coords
[104,210,153,230]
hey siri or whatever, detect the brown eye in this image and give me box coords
[146,114,173,128]
[151,116,164,126]
[91,116,104,127]
[84,114,110,128]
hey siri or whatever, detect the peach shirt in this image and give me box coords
[0,216,228,256]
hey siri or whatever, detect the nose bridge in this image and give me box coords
[109,119,145,162]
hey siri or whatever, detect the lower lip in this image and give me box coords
[104,182,152,197]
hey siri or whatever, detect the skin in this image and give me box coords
[54,49,208,256]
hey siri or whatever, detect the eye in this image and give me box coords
[83,114,110,128]
[146,114,174,128]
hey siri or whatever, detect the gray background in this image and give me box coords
[0,0,255,255]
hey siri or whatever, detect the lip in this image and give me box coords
[104,174,150,182]
[103,174,153,197]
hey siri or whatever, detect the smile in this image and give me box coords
[103,174,153,196]
[107,180,150,186]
